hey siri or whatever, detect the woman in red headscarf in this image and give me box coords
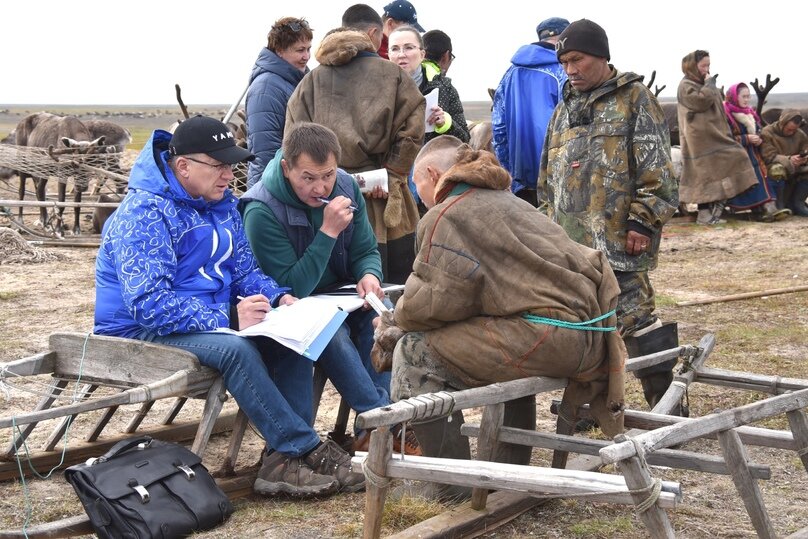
[724,82,791,221]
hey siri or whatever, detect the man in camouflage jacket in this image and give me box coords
[538,19,681,412]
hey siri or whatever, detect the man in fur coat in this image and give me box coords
[286,28,425,284]
[760,109,808,214]
[373,136,626,500]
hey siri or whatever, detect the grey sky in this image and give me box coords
[2,1,802,105]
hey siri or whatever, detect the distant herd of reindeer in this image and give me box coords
[1,73,805,237]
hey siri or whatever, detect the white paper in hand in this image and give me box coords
[424,89,439,133]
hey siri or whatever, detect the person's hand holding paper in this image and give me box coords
[423,89,439,133]
[356,274,385,310]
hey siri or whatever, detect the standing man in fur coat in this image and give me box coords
[286,27,425,284]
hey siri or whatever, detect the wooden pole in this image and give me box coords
[461,424,771,479]
[471,403,504,510]
[356,376,567,430]
[601,386,808,465]
[361,426,393,539]
[0,199,119,208]
[786,410,808,474]
[613,434,676,538]
[676,285,808,306]
[717,429,777,539]
[653,333,714,415]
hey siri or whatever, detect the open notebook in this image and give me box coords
[219,297,348,361]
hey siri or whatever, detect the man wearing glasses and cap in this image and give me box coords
[94,115,371,498]
[492,17,569,208]
[379,0,424,58]
[761,109,808,215]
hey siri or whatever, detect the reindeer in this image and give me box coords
[467,88,495,154]
[0,130,15,181]
[84,119,132,195]
[15,112,106,236]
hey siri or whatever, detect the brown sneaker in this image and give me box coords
[391,424,423,456]
[304,439,365,493]
[352,424,422,456]
[253,450,338,498]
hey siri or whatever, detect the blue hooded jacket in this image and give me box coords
[245,48,307,189]
[492,43,567,193]
[94,130,287,338]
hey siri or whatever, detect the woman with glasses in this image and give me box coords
[388,26,469,145]
[245,17,313,189]
[388,26,468,214]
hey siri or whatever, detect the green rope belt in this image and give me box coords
[522,309,617,332]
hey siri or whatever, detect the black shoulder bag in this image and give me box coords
[64,436,233,539]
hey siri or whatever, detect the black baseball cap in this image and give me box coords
[383,0,425,32]
[169,115,254,164]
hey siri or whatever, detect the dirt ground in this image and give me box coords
[0,202,807,537]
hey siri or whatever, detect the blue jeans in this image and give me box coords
[344,307,392,398]
[136,331,320,457]
[273,308,391,428]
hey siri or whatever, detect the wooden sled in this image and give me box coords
[0,331,365,538]
[351,333,808,539]
[0,332,231,459]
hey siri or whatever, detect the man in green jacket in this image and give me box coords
[539,19,681,413]
[241,122,420,455]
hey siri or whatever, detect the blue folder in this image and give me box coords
[300,308,349,361]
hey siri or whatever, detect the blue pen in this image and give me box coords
[317,197,357,211]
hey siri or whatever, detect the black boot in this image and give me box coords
[626,322,688,416]
[495,395,536,466]
[394,412,472,502]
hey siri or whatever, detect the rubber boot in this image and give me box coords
[494,395,536,466]
[393,411,472,502]
[626,322,688,416]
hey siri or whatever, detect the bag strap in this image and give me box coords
[94,436,154,464]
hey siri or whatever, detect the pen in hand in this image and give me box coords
[317,197,357,211]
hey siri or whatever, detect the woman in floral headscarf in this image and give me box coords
[724,82,791,221]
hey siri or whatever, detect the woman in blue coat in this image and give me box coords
[245,17,313,188]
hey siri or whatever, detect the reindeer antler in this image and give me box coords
[645,70,657,89]
[751,74,780,118]
[175,84,191,120]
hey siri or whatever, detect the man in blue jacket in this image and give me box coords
[94,115,366,498]
[492,17,569,207]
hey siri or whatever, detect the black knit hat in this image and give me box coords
[555,19,610,61]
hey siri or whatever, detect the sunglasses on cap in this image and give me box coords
[284,20,309,32]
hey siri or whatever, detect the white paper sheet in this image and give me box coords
[424,88,439,133]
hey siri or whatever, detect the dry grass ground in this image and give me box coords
[0,212,806,538]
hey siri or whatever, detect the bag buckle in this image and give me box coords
[85,457,98,466]
[177,464,196,480]
[132,484,150,503]
[137,440,152,450]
